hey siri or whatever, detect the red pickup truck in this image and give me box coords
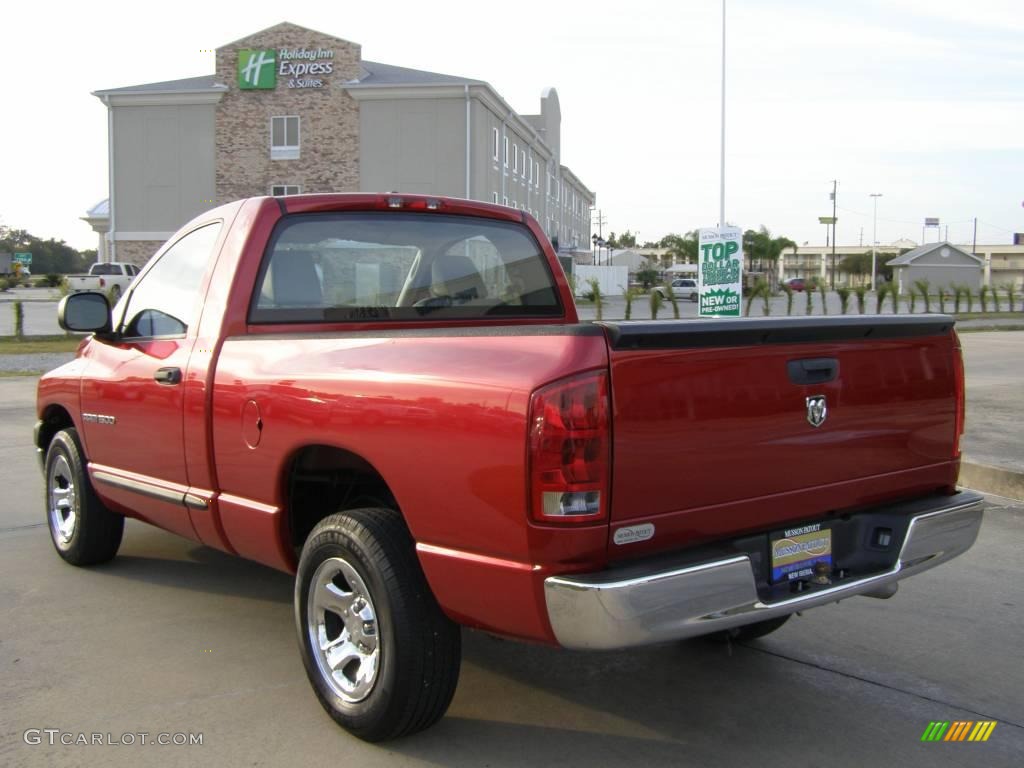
[37,194,983,741]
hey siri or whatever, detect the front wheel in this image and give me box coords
[45,428,123,565]
[295,509,461,742]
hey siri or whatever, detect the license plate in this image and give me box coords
[770,524,832,582]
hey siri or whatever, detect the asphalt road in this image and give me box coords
[960,331,1024,473]
[0,377,1021,766]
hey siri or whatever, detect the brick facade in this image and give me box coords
[113,240,161,267]
[215,23,361,203]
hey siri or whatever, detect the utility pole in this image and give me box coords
[591,209,607,265]
[972,217,978,255]
[830,180,838,289]
[870,193,883,292]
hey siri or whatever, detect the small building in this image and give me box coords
[889,242,983,294]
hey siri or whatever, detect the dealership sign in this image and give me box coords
[698,226,743,318]
[238,48,335,90]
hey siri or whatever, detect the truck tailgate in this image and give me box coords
[602,316,961,556]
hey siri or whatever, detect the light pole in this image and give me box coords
[719,0,727,228]
[870,193,883,291]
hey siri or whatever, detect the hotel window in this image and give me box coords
[271,116,300,160]
[520,150,526,177]
[492,128,500,161]
[504,137,509,167]
[513,143,519,173]
[271,184,301,196]
[535,160,540,187]
[492,192,498,204]
[503,196,509,207]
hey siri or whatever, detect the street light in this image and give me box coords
[870,193,883,291]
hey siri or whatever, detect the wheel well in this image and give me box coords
[286,445,399,550]
[38,405,74,453]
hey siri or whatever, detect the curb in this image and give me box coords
[959,460,1024,502]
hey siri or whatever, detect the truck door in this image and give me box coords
[79,222,224,540]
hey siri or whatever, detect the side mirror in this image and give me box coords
[58,292,113,334]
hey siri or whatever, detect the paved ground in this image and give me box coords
[0,373,1022,766]
[960,332,1024,474]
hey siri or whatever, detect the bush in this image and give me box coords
[979,286,989,313]
[649,289,663,319]
[623,286,635,320]
[937,287,948,314]
[854,285,867,314]
[818,281,828,315]
[781,284,794,315]
[43,273,64,288]
[836,287,851,314]
[661,282,680,319]
[587,278,603,321]
[1004,283,1017,313]
[908,287,917,314]
[0,277,9,292]
[876,283,891,313]
[913,279,931,313]
[890,286,901,314]
[13,300,24,338]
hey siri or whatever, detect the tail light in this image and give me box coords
[952,332,965,459]
[528,370,610,524]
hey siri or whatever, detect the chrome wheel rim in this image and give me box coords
[307,557,380,703]
[48,455,77,548]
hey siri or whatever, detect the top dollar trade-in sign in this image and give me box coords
[698,226,743,317]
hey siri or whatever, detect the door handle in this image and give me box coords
[787,358,838,385]
[154,367,182,385]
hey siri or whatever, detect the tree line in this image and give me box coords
[0,226,96,275]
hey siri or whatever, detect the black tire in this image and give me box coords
[709,614,791,643]
[295,509,461,742]
[44,428,124,566]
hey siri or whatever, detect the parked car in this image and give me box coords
[783,277,807,292]
[654,277,699,301]
[65,262,141,302]
[38,193,982,742]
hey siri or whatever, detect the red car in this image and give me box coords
[783,277,808,292]
[38,194,981,741]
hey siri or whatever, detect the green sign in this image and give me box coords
[698,226,743,318]
[238,49,277,89]
[13,252,32,265]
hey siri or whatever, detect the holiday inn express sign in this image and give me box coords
[238,48,335,90]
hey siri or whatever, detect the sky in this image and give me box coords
[1,0,1022,251]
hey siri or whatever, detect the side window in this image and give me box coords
[122,223,222,338]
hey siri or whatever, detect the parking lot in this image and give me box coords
[1,334,1022,767]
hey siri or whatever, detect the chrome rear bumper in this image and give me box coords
[544,491,984,650]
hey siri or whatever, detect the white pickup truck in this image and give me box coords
[65,262,140,301]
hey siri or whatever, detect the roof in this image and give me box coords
[83,199,110,219]
[888,241,983,266]
[353,60,484,87]
[93,75,226,97]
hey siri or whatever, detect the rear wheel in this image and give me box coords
[45,428,123,566]
[295,509,461,741]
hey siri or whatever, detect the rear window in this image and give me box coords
[249,212,563,323]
